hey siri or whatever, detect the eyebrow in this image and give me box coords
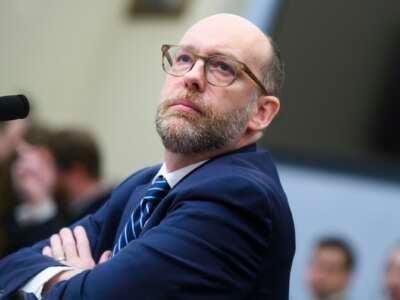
[180,44,239,60]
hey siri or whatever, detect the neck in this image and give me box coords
[163,135,257,172]
[164,151,210,172]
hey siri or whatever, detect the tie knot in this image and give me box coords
[145,175,170,199]
[153,175,170,190]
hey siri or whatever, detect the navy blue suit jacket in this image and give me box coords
[0,144,295,299]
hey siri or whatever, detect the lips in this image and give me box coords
[168,99,203,115]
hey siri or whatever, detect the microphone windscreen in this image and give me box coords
[0,95,30,121]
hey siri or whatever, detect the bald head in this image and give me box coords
[180,14,283,96]
[182,14,270,49]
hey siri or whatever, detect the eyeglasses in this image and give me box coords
[161,44,268,95]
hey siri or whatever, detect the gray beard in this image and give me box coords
[155,102,252,154]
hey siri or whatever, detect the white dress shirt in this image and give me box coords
[22,160,207,299]
[15,197,57,226]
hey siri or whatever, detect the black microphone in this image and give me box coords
[0,95,30,121]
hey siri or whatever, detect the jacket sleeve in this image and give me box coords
[0,169,152,299]
[0,194,116,299]
[43,176,274,300]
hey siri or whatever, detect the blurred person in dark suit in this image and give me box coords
[307,237,356,300]
[0,120,28,256]
[51,128,112,224]
[0,13,294,300]
[3,125,65,254]
[3,127,111,255]
[384,244,400,300]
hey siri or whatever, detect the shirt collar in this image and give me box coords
[153,160,208,188]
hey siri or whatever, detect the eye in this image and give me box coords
[218,62,233,72]
[175,53,193,65]
[209,59,236,76]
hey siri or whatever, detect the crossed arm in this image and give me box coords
[1,176,274,300]
[40,226,111,295]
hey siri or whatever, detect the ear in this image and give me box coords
[247,95,280,131]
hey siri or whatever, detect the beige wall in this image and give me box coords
[0,0,246,181]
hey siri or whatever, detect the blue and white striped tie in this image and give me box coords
[113,175,170,256]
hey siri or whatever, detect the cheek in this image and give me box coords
[212,88,252,114]
[224,81,255,104]
[160,77,182,100]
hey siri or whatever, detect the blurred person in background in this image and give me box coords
[307,237,356,300]
[50,128,112,224]
[3,125,65,254]
[0,120,28,256]
[384,244,400,300]
[3,126,111,255]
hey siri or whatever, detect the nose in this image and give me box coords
[183,59,206,93]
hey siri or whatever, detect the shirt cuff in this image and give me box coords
[21,266,73,299]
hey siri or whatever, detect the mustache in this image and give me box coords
[161,91,208,114]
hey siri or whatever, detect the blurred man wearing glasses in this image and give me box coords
[0,13,295,300]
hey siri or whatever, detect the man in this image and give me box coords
[50,128,112,224]
[0,13,295,299]
[307,237,355,300]
[384,244,400,300]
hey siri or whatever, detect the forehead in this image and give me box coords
[314,247,346,263]
[179,44,241,65]
[179,15,271,68]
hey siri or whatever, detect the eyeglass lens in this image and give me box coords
[163,46,237,87]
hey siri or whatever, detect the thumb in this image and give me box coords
[99,250,112,264]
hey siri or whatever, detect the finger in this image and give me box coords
[50,234,64,261]
[73,226,92,260]
[42,246,52,257]
[99,250,112,264]
[59,228,78,260]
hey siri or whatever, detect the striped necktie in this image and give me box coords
[113,175,170,256]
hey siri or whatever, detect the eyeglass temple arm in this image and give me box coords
[162,45,173,66]
[242,65,269,96]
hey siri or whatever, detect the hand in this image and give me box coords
[42,226,111,293]
[43,226,112,268]
[12,142,56,205]
[0,119,27,162]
